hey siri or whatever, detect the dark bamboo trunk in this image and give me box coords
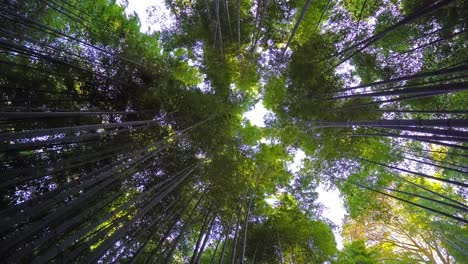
[163,190,208,264]
[379,186,468,212]
[283,0,313,56]
[195,215,217,264]
[240,192,254,264]
[358,157,468,188]
[231,202,243,264]
[332,0,455,63]
[341,65,468,91]
[332,82,468,100]
[351,181,468,224]
[190,210,213,264]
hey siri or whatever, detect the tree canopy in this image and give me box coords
[0,0,467,263]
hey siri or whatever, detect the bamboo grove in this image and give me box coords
[0,0,467,263]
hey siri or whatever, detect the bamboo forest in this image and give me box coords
[1,0,467,263]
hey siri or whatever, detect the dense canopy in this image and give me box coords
[0,0,467,263]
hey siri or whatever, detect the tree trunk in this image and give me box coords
[0,111,138,119]
[218,222,233,264]
[223,0,233,41]
[237,0,241,45]
[195,215,217,264]
[390,173,468,210]
[346,109,468,114]
[350,181,468,224]
[277,231,284,264]
[87,166,196,262]
[0,145,160,231]
[0,147,160,255]
[190,210,213,264]
[240,192,254,264]
[312,119,468,129]
[391,29,467,59]
[316,0,332,31]
[11,190,123,262]
[379,186,468,212]
[215,0,224,58]
[231,203,243,264]
[282,0,313,56]
[129,194,187,264]
[341,64,467,91]
[377,125,468,139]
[403,151,468,170]
[404,156,468,175]
[163,189,208,264]
[335,91,446,110]
[0,119,159,141]
[351,133,468,143]
[209,230,223,264]
[332,82,468,100]
[357,157,468,188]
[332,0,455,64]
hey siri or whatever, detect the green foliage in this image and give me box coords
[2,0,467,262]
[286,33,341,120]
[245,194,337,263]
[374,10,416,52]
[263,76,287,112]
[337,240,379,264]
[293,0,336,44]
[344,0,382,21]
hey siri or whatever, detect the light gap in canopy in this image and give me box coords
[242,100,272,128]
[120,1,207,92]
[118,0,176,33]
[289,149,345,250]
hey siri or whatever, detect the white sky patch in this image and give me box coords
[288,149,306,174]
[335,60,355,75]
[242,100,271,127]
[316,184,345,249]
[265,196,278,206]
[118,0,175,33]
[335,60,362,89]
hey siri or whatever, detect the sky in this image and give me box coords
[118,0,175,33]
[119,0,346,249]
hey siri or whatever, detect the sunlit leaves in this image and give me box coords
[343,0,382,21]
